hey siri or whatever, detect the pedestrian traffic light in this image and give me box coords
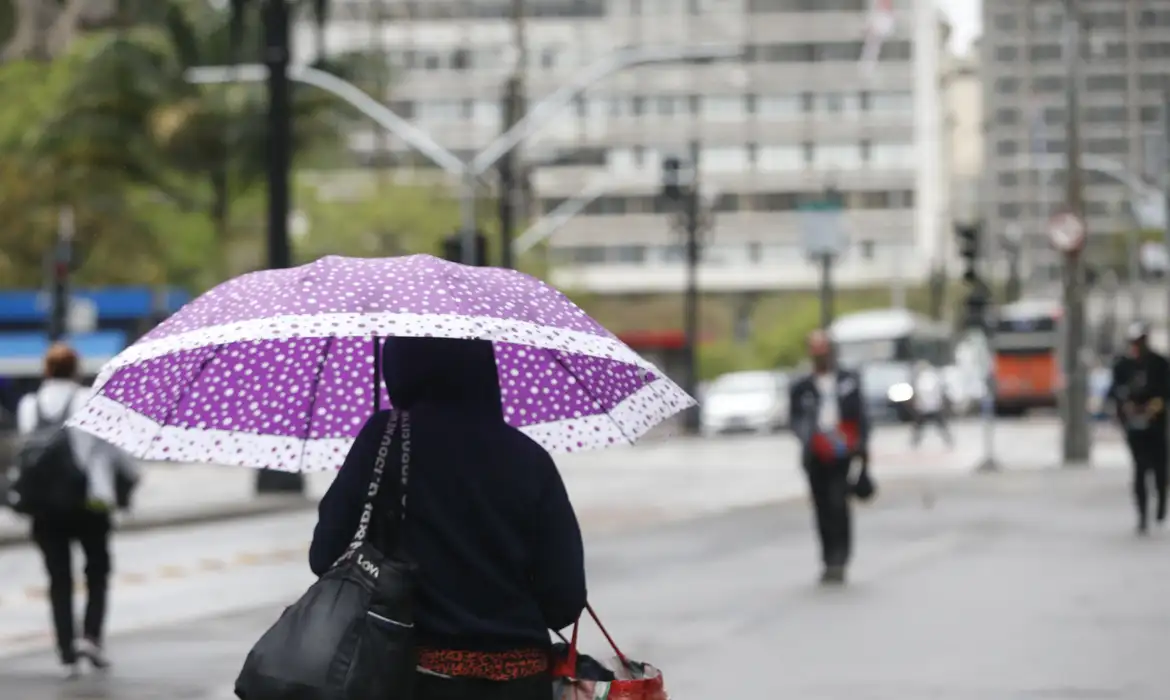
[440,232,489,266]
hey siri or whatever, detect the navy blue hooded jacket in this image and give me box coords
[308,336,587,651]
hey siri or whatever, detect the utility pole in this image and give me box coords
[1163,87,1170,335]
[498,0,527,269]
[1060,0,1091,465]
[47,206,74,342]
[256,0,304,495]
[370,0,390,180]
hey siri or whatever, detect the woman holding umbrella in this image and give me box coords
[309,335,586,699]
[65,255,694,697]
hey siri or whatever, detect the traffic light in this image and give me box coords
[660,155,683,201]
[956,223,980,283]
[440,232,489,266]
[955,223,988,329]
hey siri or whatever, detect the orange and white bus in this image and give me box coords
[991,300,1063,416]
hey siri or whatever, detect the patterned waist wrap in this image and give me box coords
[417,646,549,681]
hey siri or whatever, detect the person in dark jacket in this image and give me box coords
[309,336,587,700]
[788,330,871,585]
[1107,322,1170,535]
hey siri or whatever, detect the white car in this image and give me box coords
[700,371,789,436]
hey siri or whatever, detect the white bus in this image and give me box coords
[828,309,953,369]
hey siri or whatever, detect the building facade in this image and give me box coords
[299,0,943,294]
[982,0,1170,279]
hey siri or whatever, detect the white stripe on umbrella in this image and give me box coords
[70,379,695,469]
[859,0,895,79]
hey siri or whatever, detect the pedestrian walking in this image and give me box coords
[1107,323,1170,535]
[13,343,137,678]
[910,361,954,448]
[789,330,872,585]
[309,335,587,700]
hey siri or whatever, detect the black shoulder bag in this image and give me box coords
[234,410,417,700]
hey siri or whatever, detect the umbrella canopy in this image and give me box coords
[69,255,693,471]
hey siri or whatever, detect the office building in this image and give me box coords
[300,0,944,295]
[982,0,1170,277]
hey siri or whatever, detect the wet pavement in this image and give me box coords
[0,465,1164,699]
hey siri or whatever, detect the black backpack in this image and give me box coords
[7,389,88,516]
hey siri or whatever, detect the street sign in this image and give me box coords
[1047,211,1085,254]
[799,198,847,259]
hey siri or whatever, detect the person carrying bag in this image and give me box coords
[235,410,416,700]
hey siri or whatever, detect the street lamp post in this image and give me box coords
[186,45,739,266]
[660,141,709,436]
[1060,0,1091,466]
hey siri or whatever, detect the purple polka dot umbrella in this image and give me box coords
[66,255,694,472]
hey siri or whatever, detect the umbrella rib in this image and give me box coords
[143,343,228,457]
[543,349,637,446]
[297,335,336,473]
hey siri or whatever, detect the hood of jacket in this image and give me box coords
[381,335,502,411]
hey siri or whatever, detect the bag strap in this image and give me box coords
[34,387,79,429]
[559,603,630,672]
[345,410,401,553]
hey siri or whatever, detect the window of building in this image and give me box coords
[1141,105,1162,123]
[996,140,1019,156]
[1031,76,1063,93]
[889,190,914,208]
[757,145,803,171]
[450,48,471,71]
[869,91,913,113]
[700,95,747,122]
[1084,105,1127,123]
[1085,75,1127,92]
[1084,138,1127,154]
[758,43,816,62]
[1141,74,1169,90]
[996,77,1020,94]
[1085,10,1124,29]
[1140,42,1170,59]
[470,100,500,127]
[653,95,690,117]
[701,147,750,173]
[880,41,913,61]
[996,45,1019,61]
[816,42,862,62]
[999,203,1021,218]
[756,95,804,117]
[1029,44,1062,62]
[996,108,1020,125]
[813,143,863,170]
[998,172,1020,187]
[415,100,463,122]
[756,192,800,211]
[870,142,915,168]
[859,139,871,164]
[993,14,1018,31]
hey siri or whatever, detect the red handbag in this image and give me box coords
[809,419,862,462]
[552,604,668,700]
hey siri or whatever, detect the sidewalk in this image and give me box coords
[0,419,1130,546]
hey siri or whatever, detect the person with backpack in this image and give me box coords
[12,343,137,678]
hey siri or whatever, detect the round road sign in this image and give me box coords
[1047,211,1086,253]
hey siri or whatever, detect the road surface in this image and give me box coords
[0,463,1163,699]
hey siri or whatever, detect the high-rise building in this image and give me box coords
[299,0,944,295]
[982,0,1170,280]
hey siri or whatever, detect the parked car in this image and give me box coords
[860,361,915,423]
[700,370,789,436]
